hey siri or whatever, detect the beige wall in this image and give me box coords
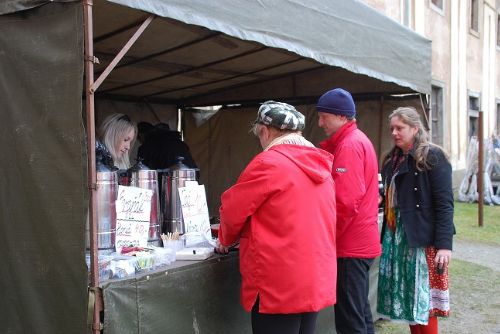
[427,2,453,154]
[482,2,497,136]
[497,1,500,135]
[450,0,469,169]
[428,5,451,83]
[467,1,483,94]
[363,0,500,170]
[497,46,500,99]
[364,0,402,21]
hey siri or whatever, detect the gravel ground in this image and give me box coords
[452,240,500,273]
[443,240,500,334]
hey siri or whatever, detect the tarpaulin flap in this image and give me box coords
[0,0,77,15]
[102,254,337,334]
[102,256,245,334]
[108,0,431,94]
[183,97,423,216]
[0,2,87,333]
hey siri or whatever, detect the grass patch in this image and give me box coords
[441,259,500,332]
[375,259,500,334]
[374,319,407,333]
[453,202,500,246]
[374,202,500,333]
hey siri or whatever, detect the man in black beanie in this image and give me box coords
[316,88,381,334]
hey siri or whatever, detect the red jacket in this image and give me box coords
[319,121,381,258]
[219,144,337,314]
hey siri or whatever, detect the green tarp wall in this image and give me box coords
[0,2,88,333]
[0,1,431,332]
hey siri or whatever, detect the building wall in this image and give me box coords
[482,1,497,137]
[427,2,452,155]
[450,0,468,169]
[363,0,500,170]
[364,0,402,22]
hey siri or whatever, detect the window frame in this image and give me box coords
[430,82,445,146]
[401,0,413,28]
[496,100,500,136]
[468,92,481,138]
[429,0,444,16]
[470,0,480,35]
[497,11,500,49]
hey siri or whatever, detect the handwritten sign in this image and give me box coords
[178,184,211,246]
[115,186,153,253]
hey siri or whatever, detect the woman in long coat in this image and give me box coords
[377,107,455,334]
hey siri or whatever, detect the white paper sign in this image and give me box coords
[177,184,211,246]
[184,180,199,188]
[115,186,153,253]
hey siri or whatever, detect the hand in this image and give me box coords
[215,239,229,254]
[434,249,452,270]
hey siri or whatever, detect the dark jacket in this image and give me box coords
[137,129,197,170]
[381,146,455,250]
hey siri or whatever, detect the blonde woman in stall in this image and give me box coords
[97,113,136,170]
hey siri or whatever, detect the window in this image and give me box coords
[431,85,444,146]
[402,0,411,27]
[497,13,500,47]
[470,0,479,32]
[497,103,500,135]
[469,95,480,138]
[431,0,443,11]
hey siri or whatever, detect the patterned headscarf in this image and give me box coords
[255,101,305,131]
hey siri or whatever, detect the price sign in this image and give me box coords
[178,184,211,246]
[115,186,153,253]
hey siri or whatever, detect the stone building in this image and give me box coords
[363,0,500,177]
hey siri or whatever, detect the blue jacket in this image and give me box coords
[381,146,455,250]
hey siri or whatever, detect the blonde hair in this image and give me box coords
[386,107,448,171]
[97,113,136,169]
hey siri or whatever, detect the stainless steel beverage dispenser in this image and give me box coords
[96,169,118,251]
[88,148,118,253]
[129,160,162,246]
[163,157,198,234]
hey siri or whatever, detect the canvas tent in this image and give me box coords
[0,1,431,333]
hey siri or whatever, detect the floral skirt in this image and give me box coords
[377,212,450,325]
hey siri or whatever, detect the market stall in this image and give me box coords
[0,1,431,333]
[100,253,337,334]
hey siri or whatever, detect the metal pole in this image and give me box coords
[478,110,484,227]
[83,0,102,333]
[377,95,384,160]
[91,15,155,92]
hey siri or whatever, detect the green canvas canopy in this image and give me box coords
[0,1,431,333]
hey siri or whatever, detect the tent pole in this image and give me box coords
[91,15,155,92]
[377,95,384,160]
[83,0,102,333]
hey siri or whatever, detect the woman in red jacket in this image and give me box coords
[217,101,337,334]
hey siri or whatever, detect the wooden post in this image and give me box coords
[82,0,102,333]
[478,110,484,227]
